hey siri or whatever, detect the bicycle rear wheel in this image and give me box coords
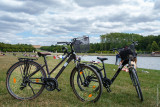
[70,65,102,102]
[129,68,143,101]
[6,61,46,100]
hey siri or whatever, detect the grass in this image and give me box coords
[0,53,160,107]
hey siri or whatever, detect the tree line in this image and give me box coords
[89,33,160,53]
[40,33,160,53]
[0,42,35,52]
[40,45,68,53]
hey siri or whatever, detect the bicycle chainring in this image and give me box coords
[103,78,112,87]
[43,78,58,91]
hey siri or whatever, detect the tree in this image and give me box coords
[158,41,160,48]
[151,41,159,51]
[146,44,151,52]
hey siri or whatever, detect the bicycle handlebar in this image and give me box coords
[57,42,71,45]
[57,41,74,54]
[112,41,138,52]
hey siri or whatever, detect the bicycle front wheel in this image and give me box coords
[6,61,46,100]
[129,68,143,101]
[70,65,102,102]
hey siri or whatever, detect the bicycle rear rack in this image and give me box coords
[18,58,38,62]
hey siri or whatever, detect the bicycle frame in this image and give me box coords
[96,60,128,85]
[100,58,134,84]
[110,61,125,83]
[28,52,77,84]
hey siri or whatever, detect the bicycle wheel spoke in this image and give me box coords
[28,64,33,76]
[28,83,35,95]
[88,69,90,76]
[19,65,24,78]
[83,68,87,77]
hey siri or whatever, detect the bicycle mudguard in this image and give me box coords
[89,65,103,78]
[89,65,101,72]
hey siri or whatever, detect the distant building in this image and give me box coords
[151,51,160,57]
[32,45,41,49]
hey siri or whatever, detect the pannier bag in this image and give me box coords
[119,48,134,60]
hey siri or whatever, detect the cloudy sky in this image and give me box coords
[0,0,160,46]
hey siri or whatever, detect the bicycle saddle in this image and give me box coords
[97,57,108,62]
[38,52,51,57]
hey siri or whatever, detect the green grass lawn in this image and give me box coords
[0,53,160,107]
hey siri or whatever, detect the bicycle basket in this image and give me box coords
[72,36,90,53]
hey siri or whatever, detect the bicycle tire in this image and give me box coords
[70,65,102,102]
[129,68,143,101]
[6,61,46,100]
[89,65,103,78]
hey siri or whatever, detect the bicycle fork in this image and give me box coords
[76,59,86,87]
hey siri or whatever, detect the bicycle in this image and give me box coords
[86,41,143,101]
[6,36,103,102]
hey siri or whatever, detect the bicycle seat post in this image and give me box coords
[102,61,107,78]
[43,56,50,78]
[97,57,108,78]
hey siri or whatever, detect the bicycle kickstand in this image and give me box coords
[56,88,61,92]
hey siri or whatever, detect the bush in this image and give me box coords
[95,51,114,54]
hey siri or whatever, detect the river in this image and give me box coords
[80,56,160,70]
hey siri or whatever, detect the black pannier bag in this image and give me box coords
[119,48,134,60]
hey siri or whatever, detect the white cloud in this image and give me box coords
[0,0,159,45]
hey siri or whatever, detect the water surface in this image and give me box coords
[80,56,160,70]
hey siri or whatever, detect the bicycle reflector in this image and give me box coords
[88,94,92,97]
[36,79,39,83]
[80,71,83,75]
[93,85,96,88]
[13,78,16,83]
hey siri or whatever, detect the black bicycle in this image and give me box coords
[6,36,103,102]
[86,41,143,101]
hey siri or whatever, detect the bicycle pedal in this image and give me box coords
[107,88,111,93]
